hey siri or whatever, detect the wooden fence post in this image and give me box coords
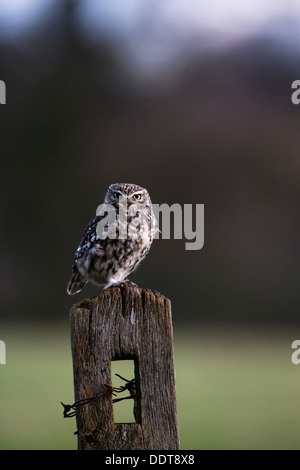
[70,284,180,450]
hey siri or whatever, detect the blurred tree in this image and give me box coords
[1,1,300,325]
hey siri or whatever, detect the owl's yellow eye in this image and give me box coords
[133,194,142,200]
[113,192,121,199]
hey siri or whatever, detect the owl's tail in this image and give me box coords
[67,267,87,295]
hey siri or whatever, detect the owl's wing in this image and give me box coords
[67,214,106,295]
[75,215,104,257]
[67,266,87,295]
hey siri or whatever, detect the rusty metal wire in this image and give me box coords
[61,375,136,419]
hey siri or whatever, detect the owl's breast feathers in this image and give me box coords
[67,206,155,295]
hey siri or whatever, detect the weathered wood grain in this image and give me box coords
[70,284,180,450]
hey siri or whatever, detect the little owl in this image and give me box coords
[67,183,157,295]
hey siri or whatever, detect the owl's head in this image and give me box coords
[105,183,152,208]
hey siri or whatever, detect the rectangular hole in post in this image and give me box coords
[111,358,140,424]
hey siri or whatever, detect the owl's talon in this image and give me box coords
[102,282,122,291]
[102,280,138,291]
[124,280,138,288]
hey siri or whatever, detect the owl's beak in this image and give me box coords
[118,201,130,209]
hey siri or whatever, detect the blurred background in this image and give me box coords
[1,0,300,450]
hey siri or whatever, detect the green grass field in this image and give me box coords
[1,324,299,450]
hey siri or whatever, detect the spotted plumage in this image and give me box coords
[67,183,157,295]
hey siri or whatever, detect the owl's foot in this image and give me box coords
[123,280,138,288]
[102,280,138,291]
[102,282,122,291]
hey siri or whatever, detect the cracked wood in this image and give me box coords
[70,284,180,450]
